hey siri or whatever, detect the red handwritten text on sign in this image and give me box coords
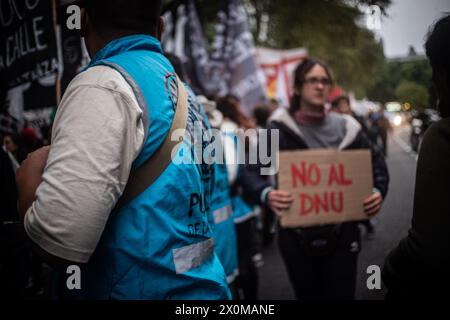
[291,162,352,216]
[279,150,373,227]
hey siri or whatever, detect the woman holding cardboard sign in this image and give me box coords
[242,58,389,300]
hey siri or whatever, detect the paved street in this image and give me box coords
[258,125,418,300]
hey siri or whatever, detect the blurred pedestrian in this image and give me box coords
[3,133,24,167]
[253,104,273,129]
[369,106,391,156]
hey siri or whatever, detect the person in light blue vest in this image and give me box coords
[16,0,230,300]
[200,96,239,291]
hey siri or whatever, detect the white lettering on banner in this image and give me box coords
[0,0,41,27]
[4,16,48,67]
[24,107,53,127]
[32,16,46,50]
[9,57,57,86]
[172,238,214,274]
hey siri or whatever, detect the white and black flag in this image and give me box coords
[162,0,267,114]
[162,0,220,96]
[211,0,267,115]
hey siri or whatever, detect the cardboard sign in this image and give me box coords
[278,149,373,228]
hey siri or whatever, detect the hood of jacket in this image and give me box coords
[268,107,362,150]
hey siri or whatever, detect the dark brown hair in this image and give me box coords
[289,58,333,114]
[331,95,350,109]
[80,0,162,35]
[425,14,450,118]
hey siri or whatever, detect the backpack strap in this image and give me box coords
[114,76,189,210]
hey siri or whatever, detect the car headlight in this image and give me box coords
[393,115,402,126]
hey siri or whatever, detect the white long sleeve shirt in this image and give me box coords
[24,66,145,263]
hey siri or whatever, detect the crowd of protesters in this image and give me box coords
[0,0,448,301]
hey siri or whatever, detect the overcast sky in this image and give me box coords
[378,0,450,58]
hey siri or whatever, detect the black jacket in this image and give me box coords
[382,118,450,299]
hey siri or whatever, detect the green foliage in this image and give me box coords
[367,58,433,109]
[395,81,429,110]
[246,0,389,96]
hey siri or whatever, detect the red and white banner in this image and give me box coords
[256,47,307,108]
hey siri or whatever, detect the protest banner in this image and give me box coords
[278,149,373,227]
[256,47,307,108]
[0,0,58,90]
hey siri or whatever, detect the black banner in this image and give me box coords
[162,0,221,96]
[0,0,58,90]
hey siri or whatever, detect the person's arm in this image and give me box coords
[19,68,144,269]
[16,146,49,221]
[16,146,73,269]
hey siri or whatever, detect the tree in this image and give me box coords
[395,81,429,110]
[367,58,433,108]
[366,61,402,103]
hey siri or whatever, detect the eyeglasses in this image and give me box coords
[303,77,333,86]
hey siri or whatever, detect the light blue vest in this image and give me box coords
[210,158,239,283]
[71,35,230,300]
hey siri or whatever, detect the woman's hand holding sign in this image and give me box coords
[267,189,294,217]
[363,191,383,217]
[269,189,383,218]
